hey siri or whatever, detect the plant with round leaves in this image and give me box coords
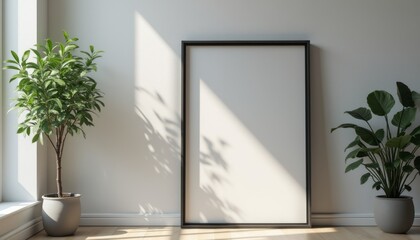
[331,82,420,198]
[3,32,104,198]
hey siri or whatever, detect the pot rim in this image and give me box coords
[376,195,413,199]
[42,193,81,199]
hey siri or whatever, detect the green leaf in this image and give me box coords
[411,135,420,145]
[22,50,30,62]
[5,59,18,65]
[405,185,412,191]
[414,156,420,172]
[345,137,361,151]
[63,31,69,41]
[367,90,395,116]
[403,165,414,173]
[361,147,381,154]
[17,127,26,134]
[372,182,381,190]
[396,82,415,107]
[364,162,379,169]
[53,78,66,86]
[355,126,380,146]
[46,39,53,51]
[385,162,396,170]
[360,173,371,184]
[4,65,20,71]
[345,107,372,121]
[399,151,414,161]
[59,43,65,57]
[32,133,40,143]
[393,159,402,168]
[331,123,358,133]
[11,51,20,63]
[391,107,417,130]
[31,48,41,58]
[51,98,63,109]
[64,44,77,52]
[345,148,368,161]
[386,135,411,148]
[375,129,384,142]
[345,159,364,173]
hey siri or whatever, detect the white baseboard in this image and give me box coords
[80,213,181,226]
[0,217,43,240]
[81,212,420,227]
[311,213,420,227]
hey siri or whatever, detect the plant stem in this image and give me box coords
[56,151,63,197]
[55,125,66,197]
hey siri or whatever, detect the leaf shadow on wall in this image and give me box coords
[135,96,179,176]
[192,136,243,223]
[136,87,241,221]
[134,87,180,215]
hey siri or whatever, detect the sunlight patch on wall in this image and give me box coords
[134,11,180,132]
[133,12,181,175]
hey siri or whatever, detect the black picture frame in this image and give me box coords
[181,41,311,228]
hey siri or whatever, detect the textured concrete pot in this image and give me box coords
[374,195,414,234]
[42,193,81,236]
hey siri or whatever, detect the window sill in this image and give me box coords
[0,202,39,219]
[0,202,43,239]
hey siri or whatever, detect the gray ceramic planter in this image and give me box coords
[42,193,81,236]
[374,195,414,234]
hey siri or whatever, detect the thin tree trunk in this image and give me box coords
[56,150,63,197]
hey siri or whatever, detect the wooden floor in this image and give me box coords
[29,227,420,240]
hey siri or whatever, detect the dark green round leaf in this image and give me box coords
[355,126,380,146]
[391,107,416,130]
[360,173,371,185]
[367,90,395,116]
[399,151,414,161]
[414,156,420,172]
[411,135,420,145]
[396,82,414,107]
[385,135,411,148]
[403,165,414,173]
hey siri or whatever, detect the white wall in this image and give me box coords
[47,0,420,225]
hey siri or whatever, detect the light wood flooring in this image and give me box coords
[29,226,420,240]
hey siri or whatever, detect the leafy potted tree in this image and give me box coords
[331,82,420,234]
[3,32,104,236]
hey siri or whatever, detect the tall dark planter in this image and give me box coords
[374,196,414,234]
[42,193,81,236]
